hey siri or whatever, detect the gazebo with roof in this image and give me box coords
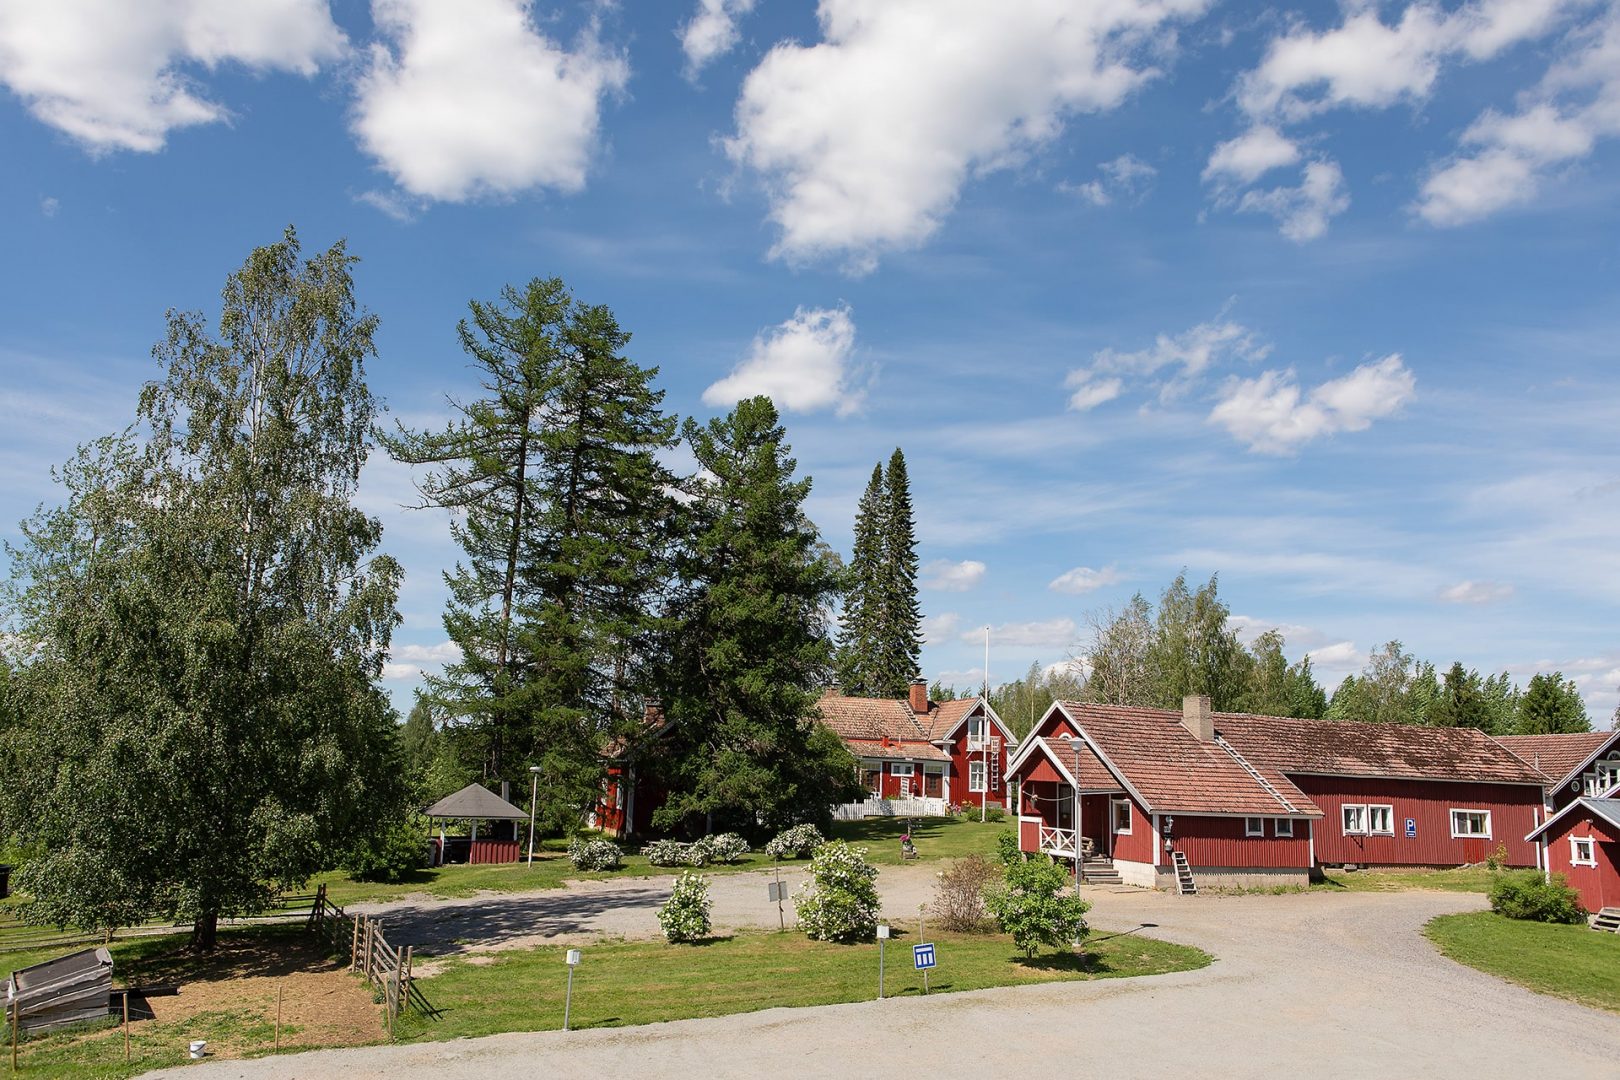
[423,782,530,865]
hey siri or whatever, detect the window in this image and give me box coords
[1589,759,1620,796]
[1112,800,1131,834]
[1245,817,1265,837]
[1275,818,1294,837]
[1342,804,1367,834]
[967,714,988,746]
[968,760,987,793]
[1367,805,1394,835]
[889,762,914,777]
[1571,837,1597,867]
[860,760,881,793]
[1450,809,1491,838]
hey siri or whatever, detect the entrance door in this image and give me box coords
[923,768,943,798]
[1053,785,1074,831]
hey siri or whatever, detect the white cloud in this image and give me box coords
[353,0,628,202]
[680,0,756,78]
[1438,580,1516,604]
[382,662,420,681]
[921,559,986,592]
[1061,152,1157,206]
[1049,565,1124,595]
[972,617,1079,649]
[1306,641,1365,686]
[1227,615,1333,651]
[1208,354,1416,454]
[355,188,419,222]
[725,0,1208,269]
[1417,9,1620,226]
[922,612,962,645]
[1065,375,1124,412]
[393,640,462,664]
[39,196,58,217]
[1065,315,1268,410]
[0,0,345,152]
[1203,125,1300,185]
[702,305,863,415]
[1235,158,1350,242]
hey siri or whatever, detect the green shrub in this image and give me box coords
[345,816,427,883]
[983,805,1006,823]
[985,854,1090,957]
[697,833,751,864]
[1485,843,1510,871]
[794,841,880,942]
[643,839,691,866]
[567,837,623,871]
[657,871,713,943]
[1488,870,1585,923]
[995,832,1023,867]
[765,824,824,860]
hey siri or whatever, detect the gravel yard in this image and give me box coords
[150,874,1620,1080]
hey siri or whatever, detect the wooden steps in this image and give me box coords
[1172,851,1197,895]
[1591,907,1620,933]
[1080,857,1124,886]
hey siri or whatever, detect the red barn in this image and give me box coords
[1526,786,1620,914]
[818,680,1015,811]
[1008,696,1550,891]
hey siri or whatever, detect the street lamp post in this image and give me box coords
[527,765,542,866]
[1071,741,1084,891]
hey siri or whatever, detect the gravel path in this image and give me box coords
[149,880,1620,1080]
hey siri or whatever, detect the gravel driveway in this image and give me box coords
[150,878,1620,1080]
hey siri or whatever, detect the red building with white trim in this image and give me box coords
[1008,696,1550,890]
[1526,786,1620,914]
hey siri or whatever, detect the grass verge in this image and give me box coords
[1312,866,1497,894]
[1425,911,1620,1013]
[397,926,1209,1041]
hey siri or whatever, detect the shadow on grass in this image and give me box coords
[1014,951,1114,975]
[684,935,737,948]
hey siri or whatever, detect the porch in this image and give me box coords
[1017,781,1124,860]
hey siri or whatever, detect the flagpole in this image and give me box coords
[982,626,989,824]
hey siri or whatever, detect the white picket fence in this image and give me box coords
[832,797,948,821]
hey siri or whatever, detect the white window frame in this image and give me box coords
[968,760,987,793]
[1450,809,1492,839]
[1342,804,1367,835]
[1571,836,1597,867]
[1366,805,1394,835]
[1112,800,1132,834]
[889,762,915,777]
[967,714,989,746]
[1245,817,1265,837]
[1275,818,1294,837]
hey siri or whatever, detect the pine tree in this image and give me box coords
[654,397,860,832]
[1516,672,1590,734]
[382,278,676,831]
[876,449,923,697]
[835,464,886,696]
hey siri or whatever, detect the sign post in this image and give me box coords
[768,869,787,930]
[913,942,936,995]
[876,925,889,999]
[563,949,581,1032]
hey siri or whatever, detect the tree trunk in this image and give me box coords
[191,910,219,952]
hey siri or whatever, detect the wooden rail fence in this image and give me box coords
[306,885,437,1030]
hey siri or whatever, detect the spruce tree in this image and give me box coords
[835,464,886,696]
[876,449,922,697]
[1516,672,1590,734]
[654,397,859,832]
[1433,662,1490,731]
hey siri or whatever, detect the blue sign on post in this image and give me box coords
[913,943,936,970]
[1405,818,1417,838]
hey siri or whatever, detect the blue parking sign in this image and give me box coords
[913,943,936,970]
[1405,818,1416,838]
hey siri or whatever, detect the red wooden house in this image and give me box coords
[1008,696,1550,891]
[1496,731,1620,817]
[817,679,1015,811]
[1526,783,1620,914]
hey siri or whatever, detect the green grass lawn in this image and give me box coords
[1425,911,1620,1012]
[828,815,1012,866]
[397,925,1209,1041]
[1311,866,1498,894]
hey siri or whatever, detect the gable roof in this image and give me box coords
[816,693,931,743]
[1495,732,1618,787]
[423,782,530,821]
[1526,785,1620,841]
[1217,712,1549,785]
[1007,734,1119,791]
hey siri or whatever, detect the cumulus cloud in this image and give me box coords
[1235,158,1350,242]
[0,0,345,152]
[725,0,1208,269]
[680,0,756,78]
[1061,152,1158,206]
[353,0,627,202]
[1439,580,1516,604]
[1208,354,1416,454]
[922,612,962,645]
[383,639,462,681]
[921,559,986,592]
[703,305,863,415]
[1049,565,1124,595]
[1418,9,1620,226]
[972,618,1079,649]
[1065,315,1268,411]
[1203,125,1300,185]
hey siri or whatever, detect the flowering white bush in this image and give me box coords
[765,824,824,860]
[567,837,622,871]
[643,839,692,867]
[658,871,713,943]
[794,840,880,942]
[696,833,751,864]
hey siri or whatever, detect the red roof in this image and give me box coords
[815,691,1000,759]
[1494,732,1616,785]
[1218,712,1548,785]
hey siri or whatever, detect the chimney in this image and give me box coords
[1182,694,1214,741]
[643,700,664,726]
[908,677,929,715]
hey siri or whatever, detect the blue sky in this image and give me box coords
[1,0,1617,721]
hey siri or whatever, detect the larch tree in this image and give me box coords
[382,278,677,832]
[0,229,403,949]
[654,397,861,833]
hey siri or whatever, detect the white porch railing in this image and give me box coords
[1039,824,1076,856]
[832,797,948,821]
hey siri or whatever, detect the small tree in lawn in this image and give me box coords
[794,841,880,942]
[986,855,1090,958]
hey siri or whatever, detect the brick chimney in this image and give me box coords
[643,700,663,726]
[908,677,929,715]
[1182,694,1214,741]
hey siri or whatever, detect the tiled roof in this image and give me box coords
[1494,732,1616,785]
[1025,735,1119,790]
[1055,703,1319,817]
[816,693,932,743]
[842,738,951,763]
[918,697,979,740]
[1217,712,1549,785]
